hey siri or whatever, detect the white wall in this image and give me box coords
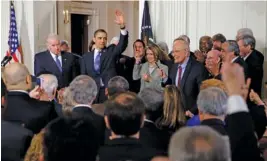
[149,1,267,58]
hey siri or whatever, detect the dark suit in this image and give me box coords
[140,121,171,153]
[81,32,128,88]
[2,91,57,133]
[71,106,105,145]
[166,58,208,113]
[225,112,264,161]
[34,51,78,89]
[99,138,163,161]
[122,56,146,93]
[201,118,227,135]
[245,49,264,96]
[233,56,249,79]
[81,32,128,102]
[1,121,33,161]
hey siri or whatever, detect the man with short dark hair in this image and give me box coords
[212,33,226,51]
[92,76,129,116]
[99,92,161,161]
[43,117,99,161]
[81,10,128,103]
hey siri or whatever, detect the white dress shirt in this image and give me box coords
[231,56,239,63]
[243,51,252,61]
[72,104,92,110]
[227,95,248,115]
[175,57,189,86]
[50,51,62,67]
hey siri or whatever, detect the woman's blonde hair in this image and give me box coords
[24,130,45,161]
[159,85,186,127]
[200,79,228,93]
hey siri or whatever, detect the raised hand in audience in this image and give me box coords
[29,86,41,100]
[114,10,125,28]
[250,89,265,106]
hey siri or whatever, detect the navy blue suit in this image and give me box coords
[81,32,128,88]
[34,51,77,89]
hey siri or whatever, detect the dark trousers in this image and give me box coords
[95,87,107,104]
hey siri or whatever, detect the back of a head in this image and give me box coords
[157,41,169,54]
[68,75,98,105]
[107,76,129,97]
[197,87,228,116]
[169,126,230,161]
[200,79,227,93]
[104,92,145,136]
[43,117,99,161]
[110,36,120,45]
[38,74,58,98]
[138,88,163,120]
[237,28,253,40]
[3,63,30,90]
[212,33,226,43]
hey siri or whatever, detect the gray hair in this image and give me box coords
[169,126,231,161]
[197,87,228,116]
[110,36,120,45]
[157,41,169,54]
[237,28,253,38]
[138,88,163,112]
[225,40,240,56]
[107,76,129,97]
[38,74,58,98]
[239,35,256,49]
[68,75,98,105]
[46,33,59,42]
[178,35,191,44]
[173,37,190,50]
[60,40,69,46]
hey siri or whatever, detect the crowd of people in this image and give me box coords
[1,10,267,161]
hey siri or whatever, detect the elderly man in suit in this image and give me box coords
[34,34,78,89]
[81,10,128,103]
[163,38,208,116]
[237,35,264,97]
[221,40,249,79]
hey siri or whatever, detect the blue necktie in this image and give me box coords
[55,55,62,72]
[94,51,101,74]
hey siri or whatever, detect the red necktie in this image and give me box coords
[177,66,182,86]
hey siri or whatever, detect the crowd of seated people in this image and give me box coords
[1,27,267,161]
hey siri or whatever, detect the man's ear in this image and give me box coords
[93,37,96,43]
[39,154,44,161]
[52,88,57,99]
[105,88,108,96]
[104,116,111,129]
[140,114,146,128]
[26,75,32,89]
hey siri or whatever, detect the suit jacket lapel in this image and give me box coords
[61,52,68,73]
[171,64,178,84]
[180,58,192,89]
[100,48,108,71]
[46,50,61,74]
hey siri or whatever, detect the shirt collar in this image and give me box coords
[9,90,29,95]
[179,57,189,68]
[50,51,61,58]
[243,51,252,61]
[231,56,239,63]
[73,104,92,109]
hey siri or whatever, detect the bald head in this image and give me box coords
[3,63,31,90]
[207,50,221,59]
